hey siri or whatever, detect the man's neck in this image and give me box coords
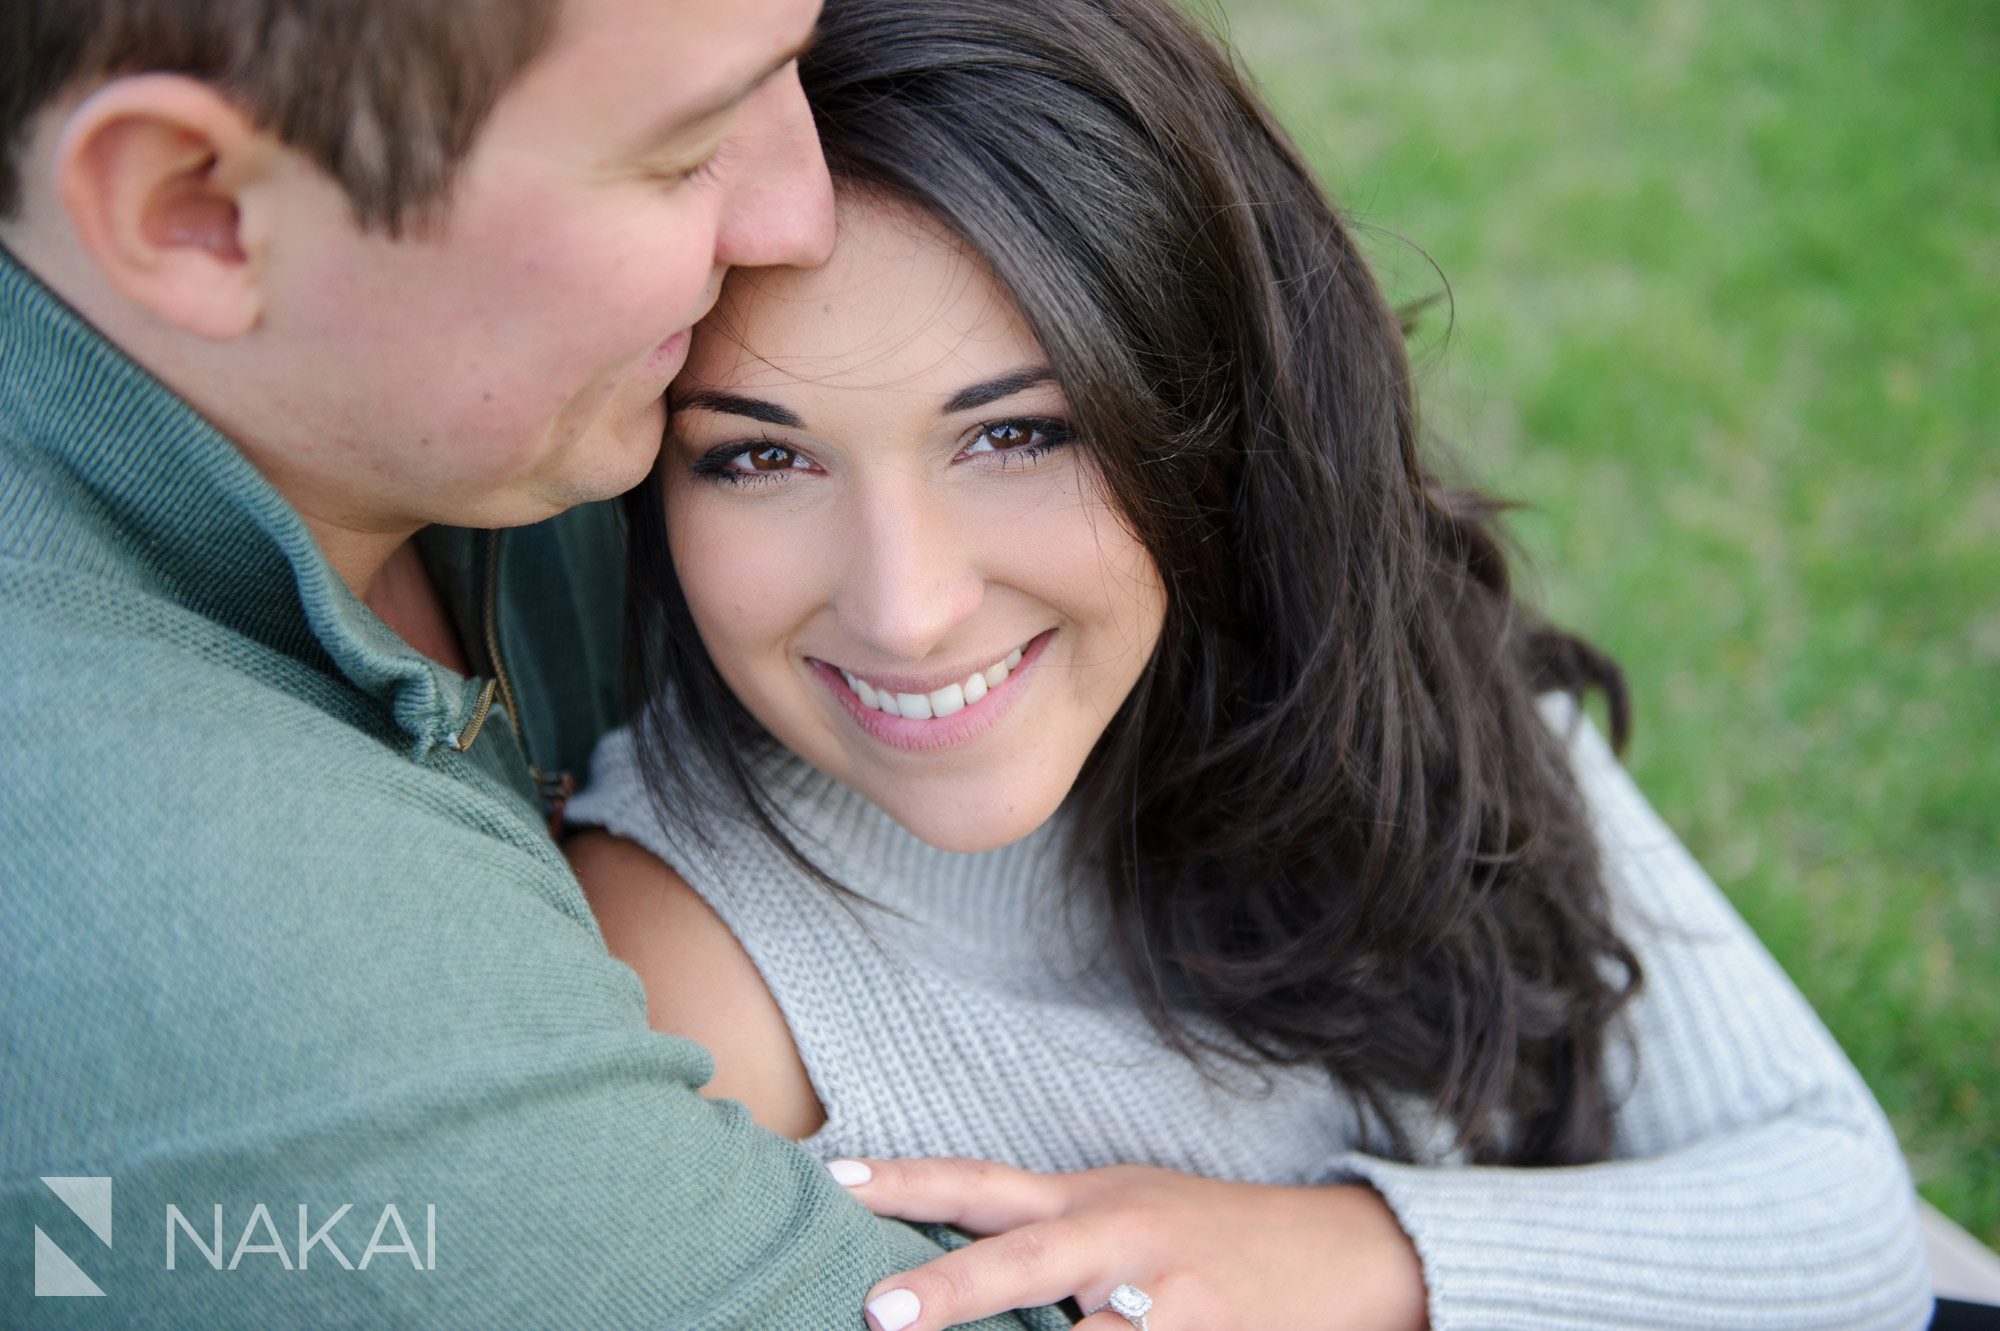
[307,517,472,676]
[298,516,414,601]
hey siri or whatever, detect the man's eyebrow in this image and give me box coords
[639,31,818,151]
[672,389,805,429]
[944,367,1058,415]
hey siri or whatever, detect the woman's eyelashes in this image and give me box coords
[687,416,1076,487]
[959,417,1074,466]
[688,438,817,484]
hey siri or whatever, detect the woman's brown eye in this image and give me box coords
[964,420,1055,456]
[692,439,813,484]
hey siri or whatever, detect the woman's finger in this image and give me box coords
[828,1155,1071,1234]
[1074,1314,1158,1331]
[858,1218,1117,1331]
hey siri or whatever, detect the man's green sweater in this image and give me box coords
[0,251,1064,1329]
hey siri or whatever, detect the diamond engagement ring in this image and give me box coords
[1086,1283,1154,1330]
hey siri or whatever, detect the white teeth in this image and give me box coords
[835,639,1034,722]
[842,669,885,713]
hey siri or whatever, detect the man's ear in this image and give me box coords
[53,74,280,341]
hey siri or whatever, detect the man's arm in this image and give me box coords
[0,583,1064,1329]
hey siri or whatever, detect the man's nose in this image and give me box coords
[713,63,836,271]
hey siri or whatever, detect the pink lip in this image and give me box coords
[809,630,1054,754]
[644,328,692,377]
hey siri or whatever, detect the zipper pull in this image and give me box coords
[452,678,502,752]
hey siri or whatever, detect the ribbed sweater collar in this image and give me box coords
[736,740,1107,973]
[0,246,476,754]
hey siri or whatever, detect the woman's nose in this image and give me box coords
[834,486,984,663]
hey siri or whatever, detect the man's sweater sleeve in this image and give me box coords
[1318,710,1931,1330]
[0,629,1064,1330]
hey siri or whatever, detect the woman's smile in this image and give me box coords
[808,629,1053,754]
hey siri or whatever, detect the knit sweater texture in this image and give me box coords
[0,247,1065,1330]
[570,701,1934,1330]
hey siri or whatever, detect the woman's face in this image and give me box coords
[663,195,1166,852]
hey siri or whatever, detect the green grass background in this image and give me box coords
[1217,0,1998,1243]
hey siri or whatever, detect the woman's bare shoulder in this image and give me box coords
[566,829,826,1140]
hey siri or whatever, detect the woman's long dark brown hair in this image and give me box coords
[626,0,1642,1165]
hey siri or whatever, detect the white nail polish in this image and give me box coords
[828,1159,873,1187]
[868,1288,921,1331]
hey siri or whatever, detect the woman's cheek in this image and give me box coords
[671,489,835,701]
[1011,475,1162,632]
[674,500,767,636]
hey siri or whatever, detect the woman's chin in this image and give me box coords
[881,796,1061,856]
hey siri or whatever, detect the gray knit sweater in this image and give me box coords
[568,700,1931,1329]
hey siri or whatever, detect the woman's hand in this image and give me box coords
[829,1156,1429,1331]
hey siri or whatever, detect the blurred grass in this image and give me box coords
[1219,0,1999,1244]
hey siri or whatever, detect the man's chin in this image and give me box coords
[431,405,666,530]
[547,416,670,509]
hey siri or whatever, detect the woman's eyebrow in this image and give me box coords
[943,367,1057,415]
[671,390,805,429]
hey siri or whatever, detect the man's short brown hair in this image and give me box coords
[1,1,561,230]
